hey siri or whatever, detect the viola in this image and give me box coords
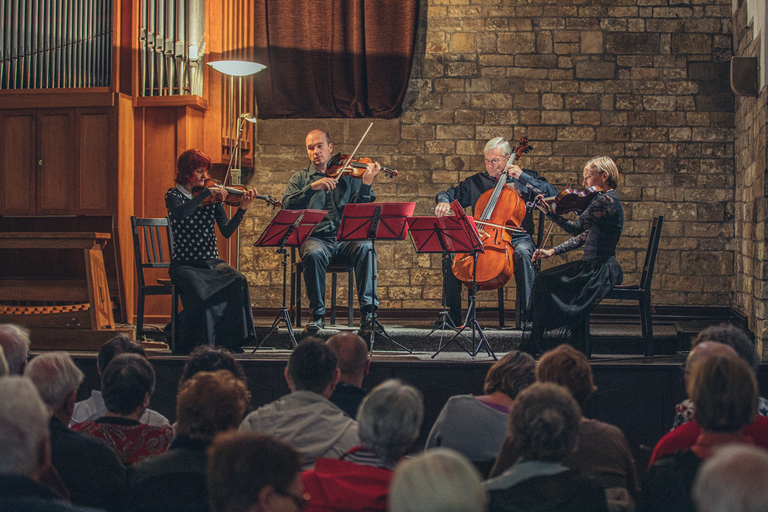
[192,178,282,209]
[325,153,398,181]
[452,137,533,291]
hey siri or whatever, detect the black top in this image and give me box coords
[128,436,210,512]
[435,170,557,235]
[549,189,623,261]
[49,417,127,512]
[487,469,608,512]
[165,186,245,263]
[330,382,368,419]
[282,163,376,240]
[638,449,700,512]
[0,473,102,512]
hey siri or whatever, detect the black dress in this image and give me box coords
[165,185,255,353]
[525,189,624,354]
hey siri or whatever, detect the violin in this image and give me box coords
[325,153,398,181]
[192,178,282,209]
[543,186,603,215]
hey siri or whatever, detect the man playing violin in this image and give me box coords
[165,148,259,353]
[435,137,557,327]
[523,156,624,356]
[283,129,383,336]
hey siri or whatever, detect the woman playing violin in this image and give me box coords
[523,156,624,356]
[164,149,258,353]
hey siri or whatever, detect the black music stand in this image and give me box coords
[430,203,494,359]
[337,202,415,355]
[252,209,327,351]
[407,200,477,351]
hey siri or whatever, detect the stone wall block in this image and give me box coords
[605,32,660,54]
[574,61,616,79]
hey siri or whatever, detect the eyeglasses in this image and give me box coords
[276,489,309,511]
[484,158,504,166]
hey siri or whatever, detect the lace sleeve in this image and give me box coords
[547,192,617,236]
[553,231,588,256]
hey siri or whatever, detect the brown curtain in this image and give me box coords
[253,0,420,119]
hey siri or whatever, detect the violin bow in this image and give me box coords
[532,178,573,262]
[334,121,374,182]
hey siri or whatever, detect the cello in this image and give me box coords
[452,138,532,290]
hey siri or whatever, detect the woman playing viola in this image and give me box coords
[522,156,624,356]
[165,149,259,353]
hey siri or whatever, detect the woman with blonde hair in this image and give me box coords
[524,156,623,355]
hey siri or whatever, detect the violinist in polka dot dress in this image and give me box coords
[165,149,258,353]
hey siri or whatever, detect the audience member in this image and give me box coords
[0,323,31,374]
[0,345,9,376]
[25,352,127,512]
[0,376,94,511]
[71,334,169,427]
[72,353,173,464]
[693,445,768,512]
[302,379,423,512]
[639,352,758,512]
[426,350,535,476]
[177,345,248,391]
[129,369,248,512]
[673,324,767,428]
[389,448,488,512]
[326,332,370,418]
[484,383,608,512]
[649,341,768,465]
[491,344,638,509]
[207,432,304,512]
[239,339,359,469]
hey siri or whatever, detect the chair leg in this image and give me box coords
[583,314,591,358]
[497,288,505,327]
[641,296,654,357]
[347,269,354,327]
[296,267,303,327]
[330,273,338,326]
[136,291,146,341]
[170,288,178,354]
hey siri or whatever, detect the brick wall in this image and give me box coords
[733,0,768,358]
[240,0,736,320]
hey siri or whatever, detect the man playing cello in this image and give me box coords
[434,137,557,327]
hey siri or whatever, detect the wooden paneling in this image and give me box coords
[0,111,36,215]
[38,111,75,214]
[76,109,115,214]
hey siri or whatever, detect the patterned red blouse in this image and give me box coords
[72,417,174,465]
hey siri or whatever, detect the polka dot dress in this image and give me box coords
[166,187,220,262]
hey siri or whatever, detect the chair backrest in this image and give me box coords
[131,216,174,288]
[639,216,663,291]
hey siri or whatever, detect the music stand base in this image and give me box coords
[253,307,298,352]
[366,313,412,356]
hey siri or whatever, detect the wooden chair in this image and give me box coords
[131,216,178,352]
[584,216,664,358]
[291,248,354,328]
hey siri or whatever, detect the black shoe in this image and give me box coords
[305,317,325,334]
[359,313,386,338]
[358,313,374,336]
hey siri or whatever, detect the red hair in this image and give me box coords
[175,149,212,185]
